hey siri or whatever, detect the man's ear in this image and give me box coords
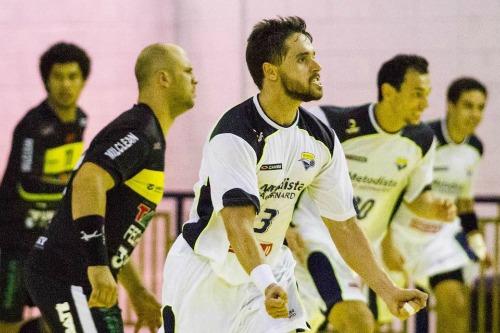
[381,82,397,101]
[157,70,171,88]
[262,62,278,82]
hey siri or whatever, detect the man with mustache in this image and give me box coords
[289,55,456,332]
[0,42,90,333]
[160,18,427,333]
[390,77,489,333]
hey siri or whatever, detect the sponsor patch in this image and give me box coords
[299,152,315,170]
[395,157,408,170]
[260,163,282,171]
[104,132,140,160]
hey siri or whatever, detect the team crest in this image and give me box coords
[395,157,408,170]
[299,152,315,170]
[345,119,360,135]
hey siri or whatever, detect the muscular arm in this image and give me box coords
[220,205,264,274]
[324,217,395,297]
[405,190,456,222]
[71,162,115,219]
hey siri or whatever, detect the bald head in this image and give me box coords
[134,43,184,90]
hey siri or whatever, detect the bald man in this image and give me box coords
[24,43,197,333]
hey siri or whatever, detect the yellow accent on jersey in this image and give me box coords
[43,142,84,174]
[124,169,164,204]
[17,184,63,202]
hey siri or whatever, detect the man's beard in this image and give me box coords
[280,71,322,102]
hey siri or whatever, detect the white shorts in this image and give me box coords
[391,220,471,289]
[160,235,308,333]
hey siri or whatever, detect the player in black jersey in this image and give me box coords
[24,43,197,333]
[0,42,90,333]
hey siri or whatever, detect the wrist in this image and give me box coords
[75,215,108,266]
[250,264,277,294]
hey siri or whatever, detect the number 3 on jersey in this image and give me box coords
[254,208,278,233]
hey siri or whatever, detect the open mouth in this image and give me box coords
[311,76,322,87]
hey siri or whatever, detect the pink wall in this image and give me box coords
[1,0,499,195]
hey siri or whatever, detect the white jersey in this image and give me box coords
[182,96,356,285]
[391,119,483,242]
[309,104,435,246]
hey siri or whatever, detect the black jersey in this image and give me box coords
[0,100,87,250]
[29,103,165,286]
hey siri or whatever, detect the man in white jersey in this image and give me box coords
[159,18,427,333]
[390,77,489,333]
[288,55,457,332]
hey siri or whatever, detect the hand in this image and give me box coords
[285,227,307,265]
[380,287,428,320]
[434,198,456,222]
[129,288,162,333]
[88,266,118,308]
[264,283,289,319]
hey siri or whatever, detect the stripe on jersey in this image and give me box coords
[17,184,63,202]
[70,285,98,333]
[124,169,164,204]
[43,142,84,174]
[183,180,213,249]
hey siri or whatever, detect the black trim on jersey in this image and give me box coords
[297,108,336,155]
[222,188,260,213]
[428,119,483,156]
[401,123,434,156]
[209,97,277,162]
[182,181,214,249]
[319,104,376,143]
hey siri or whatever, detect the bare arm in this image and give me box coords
[118,261,161,332]
[324,216,427,318]
[71,162,115,219]
[405,190,456,222]
[220,205,264,274]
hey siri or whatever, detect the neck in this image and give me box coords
[374,101,405,133]
[47,97,77,123]
[138,93,174,136]
[446,116,466,143]
[258,88,301,126]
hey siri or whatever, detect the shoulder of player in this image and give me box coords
[468,134,484,156]
[401,122,435,155]
[209,97,275,157]
[14,101,53,135]
[318,103,374,142]
[297,107,337,154]
[426,119,445,146]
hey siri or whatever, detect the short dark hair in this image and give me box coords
[377,54,429,101]
[39,42,91,88]
[246,16,312,89]
[447,77,487,104]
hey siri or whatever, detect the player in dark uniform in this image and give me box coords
[24,43,197,333]
[0,42,90,333]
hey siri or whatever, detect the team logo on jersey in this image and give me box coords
[299,152,315,170]
[40,125,55,136]
[395,157,408,170]
[346,119,360,135]
[260,163,282,171]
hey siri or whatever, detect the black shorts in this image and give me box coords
[0,248,34,322]
[429,268,464,290]
[24,262,123,333]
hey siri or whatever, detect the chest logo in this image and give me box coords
[299,152,315,170]
[260,163,282,171]
[395,157,408,170]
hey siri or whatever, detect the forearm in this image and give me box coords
[118,261,147,294]
[326,217,395,296]
[222,206,266,274]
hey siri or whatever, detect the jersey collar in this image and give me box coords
[368,103,402,135]
[253,95,299,130]
[441,118,469,145]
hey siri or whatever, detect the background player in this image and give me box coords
[288,54,456,332]
[24,43,197,332]
[161,17,427,333]
[0,42,90,333]
[390,77,489,333]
